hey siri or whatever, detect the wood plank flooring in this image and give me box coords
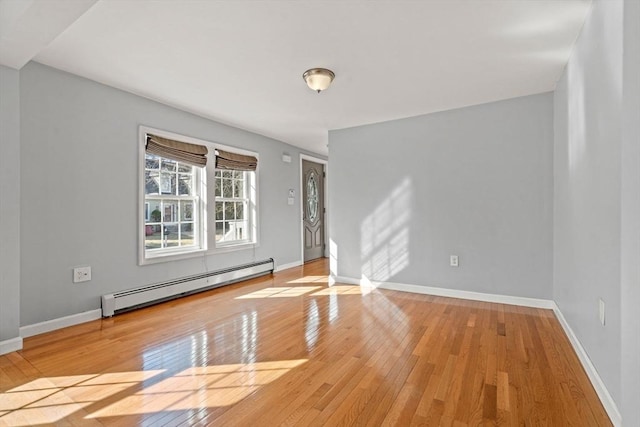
[0,259,611,426]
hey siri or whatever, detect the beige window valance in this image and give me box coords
[146,134,208,167]
[215,149,258,171]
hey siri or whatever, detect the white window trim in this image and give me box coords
[138,126,259,265]
[139,126,208,265]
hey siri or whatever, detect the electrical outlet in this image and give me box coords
[450,255,459,267]
[73,266,91,283]
[599,298,605,326]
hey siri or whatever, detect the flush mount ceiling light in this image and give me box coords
[303,68,335,93]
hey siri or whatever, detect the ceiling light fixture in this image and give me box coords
[303,68,335,93]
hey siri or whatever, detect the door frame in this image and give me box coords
[300,154,329,263]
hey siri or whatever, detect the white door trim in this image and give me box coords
[300,154,328,263]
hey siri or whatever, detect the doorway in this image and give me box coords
[301,157,326,262]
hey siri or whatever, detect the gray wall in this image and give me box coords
[19,62,312,326]
[328,92,553,299]
[620,0,639,424]
[0,65,21,342]
[553,0,624,408]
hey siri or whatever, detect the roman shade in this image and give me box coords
[216,149,258,171]
[146,134,208,167]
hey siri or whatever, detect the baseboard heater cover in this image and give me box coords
[101,258,274,317]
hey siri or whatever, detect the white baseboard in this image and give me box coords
[0,336,23,355]
[274,260,303,272]
[19,309,102,338]
[332,275,360,286]
[552,304,622,426]
[331,275,555,309]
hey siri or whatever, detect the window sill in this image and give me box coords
[210,241,259,254]
[140,248,207,266]
[140,242,260,265]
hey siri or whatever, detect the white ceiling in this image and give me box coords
[1,0,592,155]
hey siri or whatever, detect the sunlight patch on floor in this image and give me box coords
[87,359,307,417]
[235,286,322,299]
[286,275,328,284]
[0,370,165,426]
[0,359,308,425]
[310,285,363,296]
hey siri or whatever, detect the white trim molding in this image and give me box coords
[274,260,303,272]
[331,275,555,309]
[552,304,622,427]
[0,337,23,355]
[19,309,102,338]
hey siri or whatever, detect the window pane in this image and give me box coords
[233,179,242,197]
[163,202,178,222]
[226,221,245,241]
[164,224,179,247]
[161,159,176,172]
[215,177,222,197]
[146,156,159,170]
[215,222,224,242]
[180,223,194,246]
[215,202,223,220]
[160,173,176,194]
[225,201,235,220]
[237,221,247,240]
[233,171,243,179]
[181,201,194,221]
[178,174,192,195]
[235,202,244,220]
[222,171,233,179]
[178,163,192,173]
[222,179,233,198]
[145,171,159,195]
[224,221,234,241]
[147,200,162,223]
[145,225,162,249]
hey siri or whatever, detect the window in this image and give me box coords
[144,154,202,255]
[140,127,258,264]
[215,170,252,245]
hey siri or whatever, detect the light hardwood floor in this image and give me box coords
[0,259,611,426]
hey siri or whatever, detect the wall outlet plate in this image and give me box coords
[73,266,91,283]
[450,255,459,267]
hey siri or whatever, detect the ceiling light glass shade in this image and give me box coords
[303,68,335,93]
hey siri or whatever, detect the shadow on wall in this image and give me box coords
[360,177,413,284]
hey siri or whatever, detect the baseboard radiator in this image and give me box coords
[101,258,274,317]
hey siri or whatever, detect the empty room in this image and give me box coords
[0,0,638,426]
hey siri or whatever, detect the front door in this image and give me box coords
[302,159,324,262]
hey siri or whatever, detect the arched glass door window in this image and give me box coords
[307,172,318,222]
